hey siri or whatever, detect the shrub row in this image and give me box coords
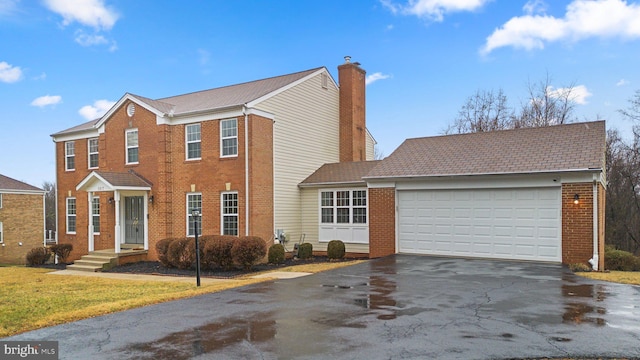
[26,244,74,266]
[605,246,640,271]
[267,240,347,265]
[156,235,267,271]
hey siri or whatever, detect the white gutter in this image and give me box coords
[589,179,599,270]
[243,105,250,236]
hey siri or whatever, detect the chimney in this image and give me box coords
[338,56,366,162]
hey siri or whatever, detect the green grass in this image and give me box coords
[0,261,363,337]
[578,270,640,286]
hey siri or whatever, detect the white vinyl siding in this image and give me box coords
[65,141,75,171]
[255,70,340,242]
[88,138,99,169]
[300,188,369,254]
[126,129,139,164]
[366,131,376,160]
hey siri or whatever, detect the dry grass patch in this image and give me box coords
[0,260,366,337]
[578,270,640,286]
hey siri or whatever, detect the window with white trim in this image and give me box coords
[221,192,238,235]
[65,141,75,171]
[92,197,100,233]
[187,193,202,236]
[320,189,367,225]
[88,138,99,169]
[186,123,201,160]
[0,222,3,243]
[126,129,139,164]
[220,119,238,157]
[66,197,76,233]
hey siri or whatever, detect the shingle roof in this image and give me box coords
[53,67,325,136]
[366,121,606,179]
[95,171,152,188]
[0,174,43,192]
[300,161,381,186]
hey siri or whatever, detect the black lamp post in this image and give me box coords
[192,210,201,287]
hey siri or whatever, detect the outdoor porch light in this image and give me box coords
[574,194,580,205]
[149,195,154,204]
[108,197,114,204]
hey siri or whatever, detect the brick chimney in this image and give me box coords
[338,56,366,162]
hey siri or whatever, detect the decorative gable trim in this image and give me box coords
[95,93,168,131]
[246,67,334,108]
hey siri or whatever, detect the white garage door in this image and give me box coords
[398,188,561,262]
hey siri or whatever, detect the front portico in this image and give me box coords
[76,171,152,253]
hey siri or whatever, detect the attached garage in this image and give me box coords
[364,121,606,269]
[397,187,561,262]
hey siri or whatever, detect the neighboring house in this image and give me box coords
[300,121,606,269]
[0,174,46,264]
[51,57,375,261]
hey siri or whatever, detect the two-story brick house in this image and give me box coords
[52,57,375,262]
[0,174,46,264]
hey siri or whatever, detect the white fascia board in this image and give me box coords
[51,129,100,143]
[363,168,602,182]
[96,93,166,129]
[393,174,562,191]
[162,106,244,126]
[76,171,112,192]
[246,68,329,108]
[298,181,366,189]
[246,107,275,120]
[0,189,47,195]
[366,128,377,145]
[367,181,396,188]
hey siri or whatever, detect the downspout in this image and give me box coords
[589,178,599,270]
[42,192,46,247]
[243,105,250,236]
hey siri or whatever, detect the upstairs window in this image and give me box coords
[66,197,76,233]
[88,138,99,169]
[221,192,238,235]
[186,123,201,160]
[65,141,75,171]
[221,119,238,157]
[126,129,139,164]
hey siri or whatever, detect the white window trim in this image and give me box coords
[186,192,202,237]
[125,129,139,165]
[66,197,76,234]
[0,222,3,243]
[185,123,202,161]
[65,141,75,171]
[88,138,99,169]
[92,196,100,235]
[319,188,368,226]
[220,118,238,158]
[221,191,239,236]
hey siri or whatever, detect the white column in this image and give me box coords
[88,191,94,252]
[114,192,121,254]
[143,193,149,251]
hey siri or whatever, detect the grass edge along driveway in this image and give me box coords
[0,260,364,337]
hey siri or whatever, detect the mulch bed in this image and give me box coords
[104,256,360,279]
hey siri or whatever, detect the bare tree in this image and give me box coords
[515,74,578,128]
[374,145,385,160]
[446,89,514,134]
[42,181,56,234]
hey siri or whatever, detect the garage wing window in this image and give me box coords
[320,189,367,225]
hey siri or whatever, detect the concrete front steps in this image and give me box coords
[66,248,148,272]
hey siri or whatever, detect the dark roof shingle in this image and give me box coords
[0,174,43,192]
[95,171,152,188]
[300,161,381,186]
[366,121,606,179]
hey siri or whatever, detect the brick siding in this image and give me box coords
[562,183,598,266]
[369,187,396,258]
[0,193,44,264]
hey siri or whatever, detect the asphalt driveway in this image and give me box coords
[6,255,640,359]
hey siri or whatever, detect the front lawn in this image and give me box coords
[578,270,640,286]
[0,260,363,337]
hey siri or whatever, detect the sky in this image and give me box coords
[1,0,639,187]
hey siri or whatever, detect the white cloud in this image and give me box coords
[78,99,115,120]
[43,0,119,30]
[0,61,22,83]
[366,72,391,85]
[386,24,394,30]
[548,84,592,105]
[523,0,547,15]
[381,0,491,22]
[33,72,47,80]
[616,79,629,87]
[482,0,640,55]
[0,0,19,15]
[74,31,108,46]
[31,95,62,107]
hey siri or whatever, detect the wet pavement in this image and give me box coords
[5,255,640,359]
